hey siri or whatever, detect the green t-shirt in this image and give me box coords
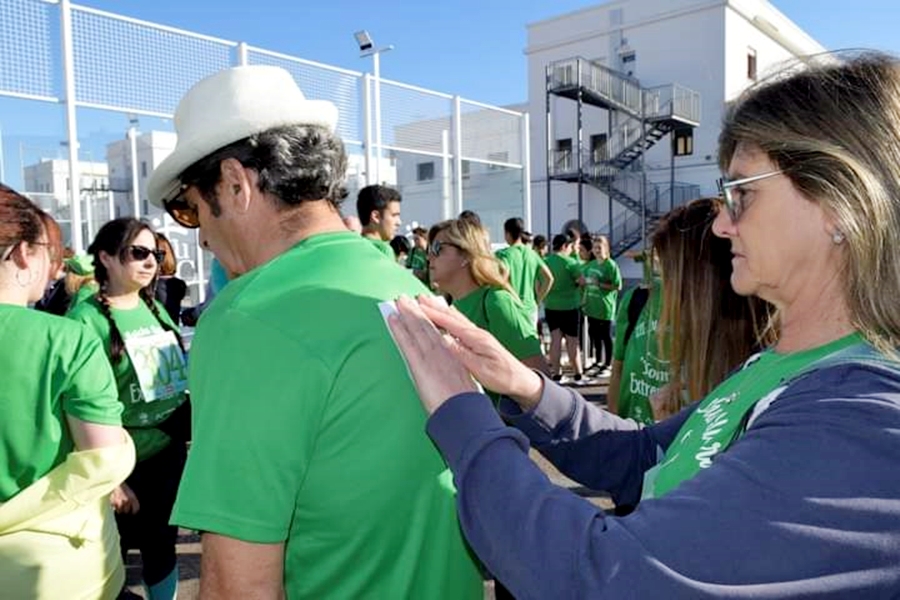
[454,286,542,361]
[67,297,188,461]
[645,333,864,499]
[613,285,668,425]
[171,231,481,599]
[496,243,544,315]
[581,258,622,320]
[406,246,427,272]
[69,280,99,310]
[367,236,395,260]
[543,253,582,311]
[406,246,430,286]
[0,305,122,501]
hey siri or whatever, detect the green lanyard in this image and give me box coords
[643,333,866,500]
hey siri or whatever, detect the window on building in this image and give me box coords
[487,151,509,171]
[142,199,149,216]
[556,138,573,171]
[461,160,471,179]
[747,48,758,80]
[672,126,694,157]
[417,162,435,182]
[141,161,148,178]
[590,134,608,163]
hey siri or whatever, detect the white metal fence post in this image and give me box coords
[452,95,463,215]
[60,0,83,252]
[522,112,532,232]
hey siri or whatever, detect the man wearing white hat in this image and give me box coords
[148,65,481,599]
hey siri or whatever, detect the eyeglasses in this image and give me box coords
[1,240,57,263]
[428,240,461,258]
[717,170,783,222]
[126,245,166,263]
[164,186,200,229]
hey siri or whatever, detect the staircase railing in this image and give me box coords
[548,57,643,117]
[643,84,701,124]
[607,181,703,255]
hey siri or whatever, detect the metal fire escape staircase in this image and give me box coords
[546,57,701,256]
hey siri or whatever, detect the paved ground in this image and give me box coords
[125,379,611,599]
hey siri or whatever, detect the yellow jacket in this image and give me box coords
[0,436,135,600]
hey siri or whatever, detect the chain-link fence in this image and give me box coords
[0,0,529,299]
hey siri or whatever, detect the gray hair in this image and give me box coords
[179,124,348,216]
[719,51,900,354]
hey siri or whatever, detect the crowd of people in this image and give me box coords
[2,51,900,599]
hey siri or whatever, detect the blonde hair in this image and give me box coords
[720,51,900,355]
[429,218,515,296]
[653,198,774,417]
[64,272,95,296]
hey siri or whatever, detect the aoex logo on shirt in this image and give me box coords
[692,391,738,468]
[629,354,670,398]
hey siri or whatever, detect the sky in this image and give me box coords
[77,0,900,106]
[2,0,899,189]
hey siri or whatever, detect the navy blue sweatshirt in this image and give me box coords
[426,365,900,599]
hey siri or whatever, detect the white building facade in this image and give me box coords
[393,103,527,242]
[24,158,110,245]
[106,130,177,221]
[526,0,825,270]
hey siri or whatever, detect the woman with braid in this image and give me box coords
[67,217,189,600]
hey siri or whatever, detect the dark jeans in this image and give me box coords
[587,317,613,368]
[116,440,187,586]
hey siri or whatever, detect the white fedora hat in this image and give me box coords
[147,65,339,208]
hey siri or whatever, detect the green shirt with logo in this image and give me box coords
[581,258,621,320]
[544,253,581,311]
[613,285,667,425]
[644,333,864,499]
[67,297,187,461]
[172,231,481,599]
[0,305,122,501]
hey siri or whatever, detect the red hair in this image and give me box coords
[0,184,61,272]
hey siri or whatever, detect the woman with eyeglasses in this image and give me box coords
[0,186,135,599]
[427,216,547,599]
[67,217,189,600]
[153,232,188,325]
[386,52,900,598]
[427,218,548,380]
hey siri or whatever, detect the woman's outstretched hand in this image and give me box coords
[388,295,479,415]
[388,295,543,414]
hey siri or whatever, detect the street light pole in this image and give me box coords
[355,30,393,187]
[372,50,382,185]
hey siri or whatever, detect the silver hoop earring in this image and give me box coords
[14,269,34,288]
[832,230,845,245]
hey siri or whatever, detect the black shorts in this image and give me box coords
[544,308,580,338]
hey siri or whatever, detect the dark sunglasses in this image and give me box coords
[164,187,200,229]
[428,240,461,258]
[125,245,166,263]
